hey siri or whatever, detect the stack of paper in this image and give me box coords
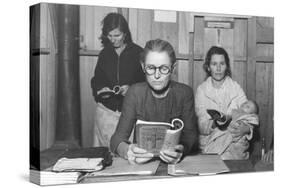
[168,154,230,176]
[30,169,82,185]
[53,157,104,172]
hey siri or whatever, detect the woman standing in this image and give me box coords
[91,13,145,147]
[195,46,252,159]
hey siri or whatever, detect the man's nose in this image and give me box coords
[154,68,161,79]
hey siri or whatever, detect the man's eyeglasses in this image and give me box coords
[144,65,172,75]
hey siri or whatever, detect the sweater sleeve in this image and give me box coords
[180,88,198,156]
[91,52,108,100]
[134,48,146,83]
[195,86,215,135]
[110,86,137,154]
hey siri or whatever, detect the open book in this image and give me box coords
[168,154,230,176]
[135,118,184,156]
[97,85,122,100]
[88,157,160,177]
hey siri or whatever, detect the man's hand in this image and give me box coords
[127,144,154,164]
[159,145,184,164]
[120,85,129,96]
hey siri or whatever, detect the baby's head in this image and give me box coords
[240,100,259,114]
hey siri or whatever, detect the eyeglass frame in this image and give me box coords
[143,65,174,75]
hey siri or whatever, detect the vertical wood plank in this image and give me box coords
[128,8,138,43]
[234,18,247,61]
[265,63,274,150]
[255,63,270,156]
[80,56,97,147]
[188,32,194,89]
[194,16,204,59]
[246,17,256,101]
[40,3,57,150]
[46,4,57,149]
[79,6,87,49]
[232,61,247,92]
[40,58,47,151]
[220,28,234,73]
[137,9,152,48]
[177,60,190,85]
[85,6,96,49]
[178,12,190,55]
[193,60,205,91]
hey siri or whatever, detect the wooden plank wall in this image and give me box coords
[38,4,57,150]
[255,17,274,152]
[79,6,117,147]
[37,4,274,155]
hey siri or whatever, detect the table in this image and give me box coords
[36,147,257,184]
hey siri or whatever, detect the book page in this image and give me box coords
[91,157,160,176]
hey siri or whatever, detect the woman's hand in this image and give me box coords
[97,87,111,95]
[159,145,184,164]
[262,149,274,164]
[127,144,154,164]
[228,121,250,140]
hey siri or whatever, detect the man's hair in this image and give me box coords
[203,46,232,79]
[100,12,132,46]
[140,39,176,65]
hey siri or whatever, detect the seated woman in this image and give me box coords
[195,46,254,160]
[110,39,198,164]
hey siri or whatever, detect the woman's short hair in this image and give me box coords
[100,12,132,46]
[203,46,232,78]
[140,39,176,65]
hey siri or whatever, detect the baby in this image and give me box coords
[204,100,259,160]
[208,100,258,130]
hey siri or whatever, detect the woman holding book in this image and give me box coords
[110,39,198,164]
[195,46,253,159]
[91,13,145,147]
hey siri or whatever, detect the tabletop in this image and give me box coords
[35,147,257,184]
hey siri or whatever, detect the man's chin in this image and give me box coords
[151,85,164,91]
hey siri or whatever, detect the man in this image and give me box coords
[110,39,198,164]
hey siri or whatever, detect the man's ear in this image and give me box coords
[171,62,177,73]
[141,62,145,73]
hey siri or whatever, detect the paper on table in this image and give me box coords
[53,157,104,172]
[168,154,230,176]
[90,157,160,176]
